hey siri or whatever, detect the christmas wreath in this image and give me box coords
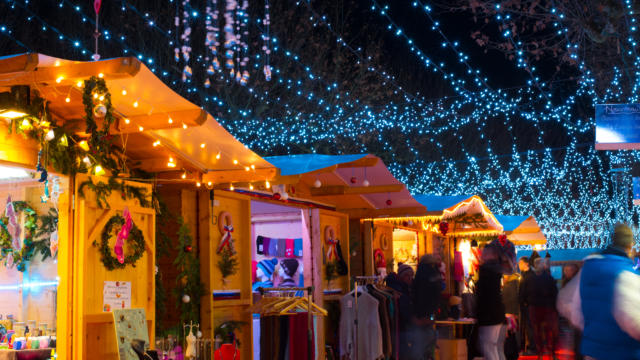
[94,213,145,271]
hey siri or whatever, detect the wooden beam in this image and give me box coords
[336,157,378,168]
[339,206,427,219]
[201,168,278,184]
[0,53,38,75]
[0,57,140,85]
[270,174,302,185]
[132,157,186,173]
[310,184,404,196]
[114,109,207,133]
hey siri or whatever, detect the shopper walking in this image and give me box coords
[518,256,537,355]
[559,263,582,360]
[502,272,521,360]
[521,257,559,360]
[580,223,640,360]
[407,255,441,360]
[477,245,507,360]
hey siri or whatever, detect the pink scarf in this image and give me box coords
[114,207,133,264]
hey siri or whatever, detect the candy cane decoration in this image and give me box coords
[217,211,235,254]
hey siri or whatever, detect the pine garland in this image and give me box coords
[217,247,239,281]
[173,217,205,325]
[82,77,119,173]
[78,177,152,209]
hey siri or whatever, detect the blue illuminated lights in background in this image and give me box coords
[2,0,640,248]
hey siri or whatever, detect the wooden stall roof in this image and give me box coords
[263,154,426,218]
[0,53,277,182]
[495,214,547,246]
[413,194,503,232]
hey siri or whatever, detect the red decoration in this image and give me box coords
[94,0,102,14]
[498,234,507,246]
[402,221,408,227]
[185,245,192,253]
[350,177,357,184]
[291,186,296,194]
[272,193,281,200]
[385,199,393,206]
[439,221,449,236]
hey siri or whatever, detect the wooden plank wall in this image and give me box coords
[73,174,155,359]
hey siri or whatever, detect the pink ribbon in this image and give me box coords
[216,225,234,253]
[94,0,102,14]
[114,207,133,264]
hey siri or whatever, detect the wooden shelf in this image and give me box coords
[84,313,114,324]
[212,299,251,308]
[323,294,343,301]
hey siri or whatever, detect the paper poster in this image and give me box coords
[113,308,149,360]
[103,281,132,312]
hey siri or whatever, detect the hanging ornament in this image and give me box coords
[204,78,211,88]
[439,222,449,236]
[179,0,193,82]
[40,179,50,203]
[386,199,393,206]
[263,0,271,81]
[59,134,68,147]
[45,129,55,141]
[207,65,215,76]
[314,179,322,188]
[272,192,281,200]
[223,0,238,76]
[350,177,357,184]
[240,70,250,86]
[363,179,370,187]
[182,294,191,303]
[114,207,133,264]
[185,245,193,253]
[281,192,289,201]
[93,104,107,117]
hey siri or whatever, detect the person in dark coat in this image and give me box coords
[407,255,441,360]
[518,255,537,355]
[521,257,558,360]
[502,272,521,360]
[477,245,507,360]
[386,263,415,359]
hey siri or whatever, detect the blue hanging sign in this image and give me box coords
[595,104,640,150]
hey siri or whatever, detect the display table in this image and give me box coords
[0,349,53,360]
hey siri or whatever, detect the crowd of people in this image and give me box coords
[476,223,640,360]
[383,223,640,360]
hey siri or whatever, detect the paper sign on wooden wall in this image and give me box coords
[113,308,149,360]
[103,281,132,312]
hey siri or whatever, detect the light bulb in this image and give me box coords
[65,97,70,103]
[124,118,130,124]
[93,93,98,99]
[168,117,173,124]
[133,101,139,108]
[181,172,187,179]
[153,140,160,147]
[78,140,89,151]
[76,80,83,87]
[196,182,201,187]
[230,184,235,191]
[251,164,255,170]
[216,153,221,160]
[55,76,63,83]
[98,73,104,78]
[200,143,206,149]
[182,123,188,129]
[265,180,271,189]
[233,160,238,165]
[244,166,250,171]
[98,95,104,101]
[207,181,213,187]
[94,165,105,175]
[122,90,127,95]
[249,184,254,190]
[138,126,144,132]
[82,156,91,165]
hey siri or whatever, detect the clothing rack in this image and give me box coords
[352,276,381,359]
[257,286,315,360]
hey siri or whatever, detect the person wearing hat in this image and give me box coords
[252,258,278,291]
[386,262,415,357]
[579,223,640,360]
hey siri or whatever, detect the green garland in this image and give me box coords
[173,217,205,325]
[217,247,239,281]
[82,77,119,173]
[93,213,145,271]
[0,201,52,272]
[79,177,152,209]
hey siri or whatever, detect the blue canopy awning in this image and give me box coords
[264,154,368,176]
[516,248,601,262]
[412,194,474,212]
[494,215,530,232]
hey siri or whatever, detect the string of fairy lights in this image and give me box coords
[2,0,640,248]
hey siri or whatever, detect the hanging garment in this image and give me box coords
[289,313,315,360]
[257,236,265,255]
[294,238,303,257]
[454,251,465,281]
[335,240,349,276]
[339,291,384,360]
[367,285,392,359]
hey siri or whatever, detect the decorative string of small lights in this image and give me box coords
[262,0,271,81]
